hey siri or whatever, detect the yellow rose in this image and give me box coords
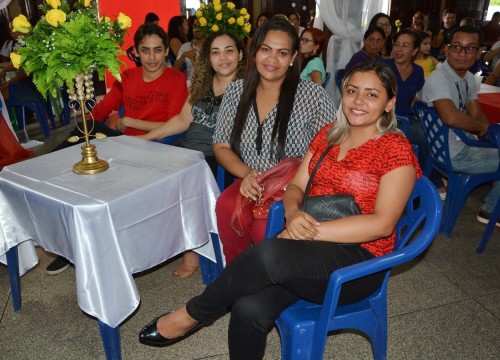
[211,24,219,32]
[236,16,244,26]
[214,4,222,12]
[213,0,221,5]
[117,12,132,29]
[196,10,203,18]
[46,0,61,9]
[12,14,31,33]
[216,12,222,21]
[199,17,207,26]
[200,3,206,9]
[45,9,67,27]
[99,15,111,23]
[244,23,251,33]
[10,52,21,69]
[244,14,250,20]
[227,2,235,10]
[228,17,235,25]
[240,8,248,15]
[82,0,91,7]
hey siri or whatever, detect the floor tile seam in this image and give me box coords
[387,297,480,319]
[194,352,230,359]
[473,293,500,321]
[423,258,489,299]
[0,291,9,323]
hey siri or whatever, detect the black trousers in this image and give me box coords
[186,238,385,360]
[53,121,121,152]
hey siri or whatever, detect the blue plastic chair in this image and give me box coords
[7,81,56,138]
[322,72,331,89]
[413,101,500,237]
[156,131,187,145]
[264,176,442,360]
[478,51,493,77]
[396,115,420,159]
[476,124,500,253]
[334,69,345,90]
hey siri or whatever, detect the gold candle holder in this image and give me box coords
[67,71,109,175]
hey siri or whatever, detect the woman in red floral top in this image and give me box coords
[139,62,422,359]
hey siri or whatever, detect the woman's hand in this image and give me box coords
[239,169,263,201]
[279,209,319,240]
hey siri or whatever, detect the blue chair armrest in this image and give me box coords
[487,124,500,148]
[452,128,496,148]
[156,131,187,145]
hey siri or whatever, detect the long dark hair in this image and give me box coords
[369,13,394,56]
[167,15,188,43]
[230,18,300,161]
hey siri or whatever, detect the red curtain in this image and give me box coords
[98,1,181,87]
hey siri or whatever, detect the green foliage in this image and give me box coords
[15,0,128,98]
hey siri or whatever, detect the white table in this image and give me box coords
[0,136,221,359]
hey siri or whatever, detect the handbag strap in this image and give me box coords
[301,145,334,208]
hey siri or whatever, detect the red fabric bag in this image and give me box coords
[231,157,301,237]
[0,114,34,170]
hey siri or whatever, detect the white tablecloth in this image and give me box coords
[479,83,500,94]
[0,136,219,327]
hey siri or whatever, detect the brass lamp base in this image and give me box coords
[72,143,109,175]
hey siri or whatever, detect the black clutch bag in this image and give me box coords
[300,145,361,221]
[301,194,361,222]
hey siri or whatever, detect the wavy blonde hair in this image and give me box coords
[189,31,246,105]
[327,62,401,145]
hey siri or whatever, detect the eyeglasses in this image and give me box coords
[447,44,480,54]
[300,38,315,44]
[377,22,391,28]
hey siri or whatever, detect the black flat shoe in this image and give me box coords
[138,312,204,347]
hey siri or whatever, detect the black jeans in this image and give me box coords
[52,121,121,152]
[186,238,385,360]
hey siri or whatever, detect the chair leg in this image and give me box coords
[476,197,500,253]
[44,99,56,129]
[276,314,322,360]
[33,101,51,138]
[11,106,29,141]
[98,320,122,360]
[441,177,470,237]
[6,246,22,312]
[199,233,225,285]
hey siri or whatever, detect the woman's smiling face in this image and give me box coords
[255,30,297,84]
[342,70,395,129]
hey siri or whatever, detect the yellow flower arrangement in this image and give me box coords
[395,19,402,32]
[12,14,32,33]
[195,1,251,40]
[10,0,131,98]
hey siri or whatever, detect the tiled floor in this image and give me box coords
[1,121,499,359]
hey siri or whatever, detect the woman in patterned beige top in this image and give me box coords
[212,18,337,264]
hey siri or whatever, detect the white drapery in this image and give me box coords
[315,0,385,104]
[0,0,12,11]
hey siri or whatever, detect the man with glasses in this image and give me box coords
[422,26,499,227]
